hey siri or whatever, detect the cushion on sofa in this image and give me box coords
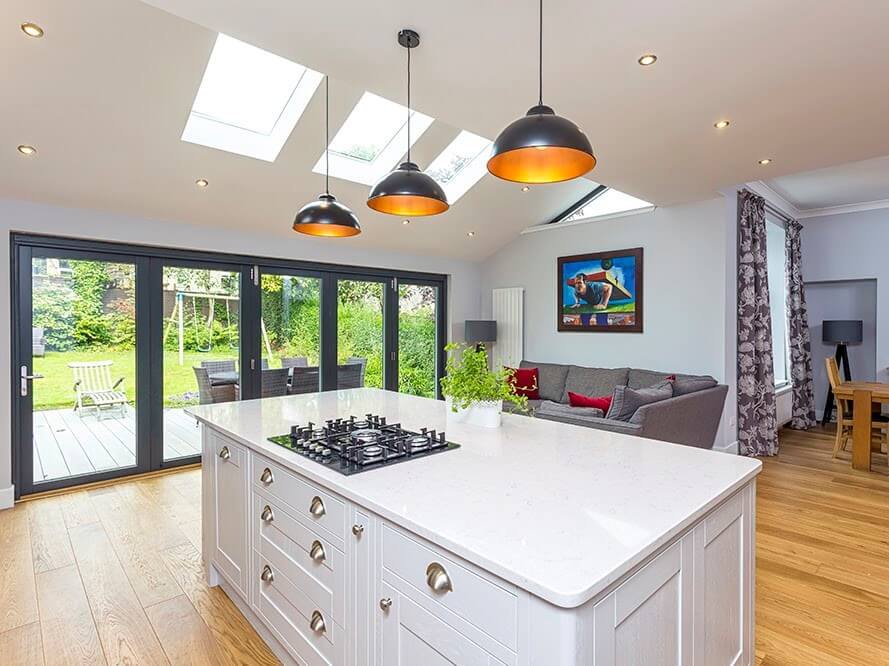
[672,375,718,396]
[606,380,674,421]
[536,400,604,421]
[508,366,540,399]
[561,366,629,403]
[567,391,613,412]
[520,361,569,402]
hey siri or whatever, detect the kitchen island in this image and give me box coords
[189,388,761,665]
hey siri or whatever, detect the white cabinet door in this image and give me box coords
[379,581,506,666]
[209,434,248,598]
[593,539,693,666]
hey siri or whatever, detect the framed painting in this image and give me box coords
[557,247,643,332]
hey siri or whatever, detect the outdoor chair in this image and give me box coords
[69,361,128,419]
[346,357,367,387]
[289,366,320,395]
[281,356,308,369]
[194,367,236,405]
[235,367,290,399]
[32,327,46,357]
[338,363,363,389]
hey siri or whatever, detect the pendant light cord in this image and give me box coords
[538,0,543,106]
[406,43,412,163]
[324,75,330,195]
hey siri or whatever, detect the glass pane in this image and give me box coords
[261,273,321,394]
[563,188,652,222]
[31,257,138,484]
[398,284,438,398]
[766,218,789,385]
[337,279,384,389]
[162,266,240,461]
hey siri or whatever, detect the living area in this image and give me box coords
[3,1,889,664]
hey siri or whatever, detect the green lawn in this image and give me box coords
[33,350,239,411]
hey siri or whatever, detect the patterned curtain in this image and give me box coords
[737,190,778,456]
[785,219,816,429]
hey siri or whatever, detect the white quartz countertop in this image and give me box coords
[188,389,760,608]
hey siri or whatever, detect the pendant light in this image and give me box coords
[293,75,362,237]
[487,0,596,184]
[367,29,449,217]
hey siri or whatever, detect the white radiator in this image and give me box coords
[492,287,524,369]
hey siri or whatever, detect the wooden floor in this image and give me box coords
[2,426,888,664]
[33,408,200,483]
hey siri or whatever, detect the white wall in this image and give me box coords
[480,197,737,448]
[0,198,483,504]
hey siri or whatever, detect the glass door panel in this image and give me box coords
[397,283,439,398]
[261,273,321,395]
[28,255,140,487]
[337,278,386,389]
[161,265,241,461]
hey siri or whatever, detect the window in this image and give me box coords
[426,131,493,203]
[561,187,654,223]
[314,92,434,186]
[181,34,323,162]
[765,215,790,387]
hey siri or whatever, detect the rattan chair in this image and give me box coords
[193,367,236,404]
[337,363,363,389]
[346,356,367,387]
[282,356,309,369]
[289,366,320,395]
[200,359,236,374]
[260,367,290,397]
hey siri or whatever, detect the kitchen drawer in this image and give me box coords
[253,489,345,625]
[252,454,346,546]
[254,551,344,666]
[381,523,517,651]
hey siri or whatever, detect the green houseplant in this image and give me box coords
[439,343,529,427]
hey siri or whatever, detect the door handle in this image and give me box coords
[20,365,44,397]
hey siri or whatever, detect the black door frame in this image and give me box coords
[11,233,448,498]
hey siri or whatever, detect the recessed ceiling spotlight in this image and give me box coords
[638,54,657,66]
[17,144,37,156]
[402,219,410,225]
[521,185,531,192]
[467,231,475,237]
[758,158,772,166]
[714,119,730,130]
[21,22,44,38]
[195,178,209,188]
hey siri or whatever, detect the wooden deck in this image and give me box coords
[33,407,200,482]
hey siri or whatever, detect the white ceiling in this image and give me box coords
[4,0,889,260]
[766,155,889,211]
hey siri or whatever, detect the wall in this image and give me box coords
[480,197,737,448]
[0,198,483,505]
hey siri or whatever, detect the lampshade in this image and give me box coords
[293,194,361,237]
[367,161,449,216]
[487,104,596,184]
[822,320,863,344]
[465,320,497,343]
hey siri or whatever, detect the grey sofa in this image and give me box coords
[505,360,727,449]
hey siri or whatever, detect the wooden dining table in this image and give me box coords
[831,381,889,471]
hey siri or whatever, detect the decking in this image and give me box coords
[32,406,200,482]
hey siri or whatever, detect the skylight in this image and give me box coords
[562,188,654,223]
[182,34,323,162]
[426,131,493,203]
[314,91,434,186]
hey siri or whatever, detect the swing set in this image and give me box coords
[165,292,272,365]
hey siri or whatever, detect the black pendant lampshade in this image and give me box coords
[487,0,596,184]
[293,76,362,238]
[366,29,449,217]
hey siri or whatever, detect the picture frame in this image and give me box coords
[557,247,643,333]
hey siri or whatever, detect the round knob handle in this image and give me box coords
[309,496,326,518]
[260,468,274,484]
[260,505,274,523]
[310,540,326,563]
[309,610,326,635]
[352,524,364,537]
[260,565,274,583]
[426,562,453,594]
[379,597,392,611]
[219,446,231,460]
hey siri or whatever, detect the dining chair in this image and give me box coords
[337,363,363,389]
[281,356,308,369]
[346,356,367,387]
[825,357,888,457]
[289,366,320,395]
[200,359,236,374]
[193,367,236,404]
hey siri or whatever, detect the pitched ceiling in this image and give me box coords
[4,0,889,260]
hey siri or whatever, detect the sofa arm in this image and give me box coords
[630,385,728,448]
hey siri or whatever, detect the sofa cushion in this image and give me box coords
[673,375,718,396]
[627,369,678,389]
[606,380,674,421]
[567,391,613,412]
[520,361,569,402]
[561,366,629,403]
[536,400,604,421]
[508,366,540,399]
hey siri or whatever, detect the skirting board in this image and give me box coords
[0,485,15,510]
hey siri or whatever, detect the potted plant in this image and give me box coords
[439,343,529,428]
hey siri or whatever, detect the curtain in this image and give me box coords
[737,190,778,456]
[785,219,816,429]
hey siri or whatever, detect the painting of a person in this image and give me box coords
[569,273,612,310]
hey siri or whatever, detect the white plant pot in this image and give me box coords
[445,398,502,428]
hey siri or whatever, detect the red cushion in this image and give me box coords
[568,391,613,412]
[508,367,540,399]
